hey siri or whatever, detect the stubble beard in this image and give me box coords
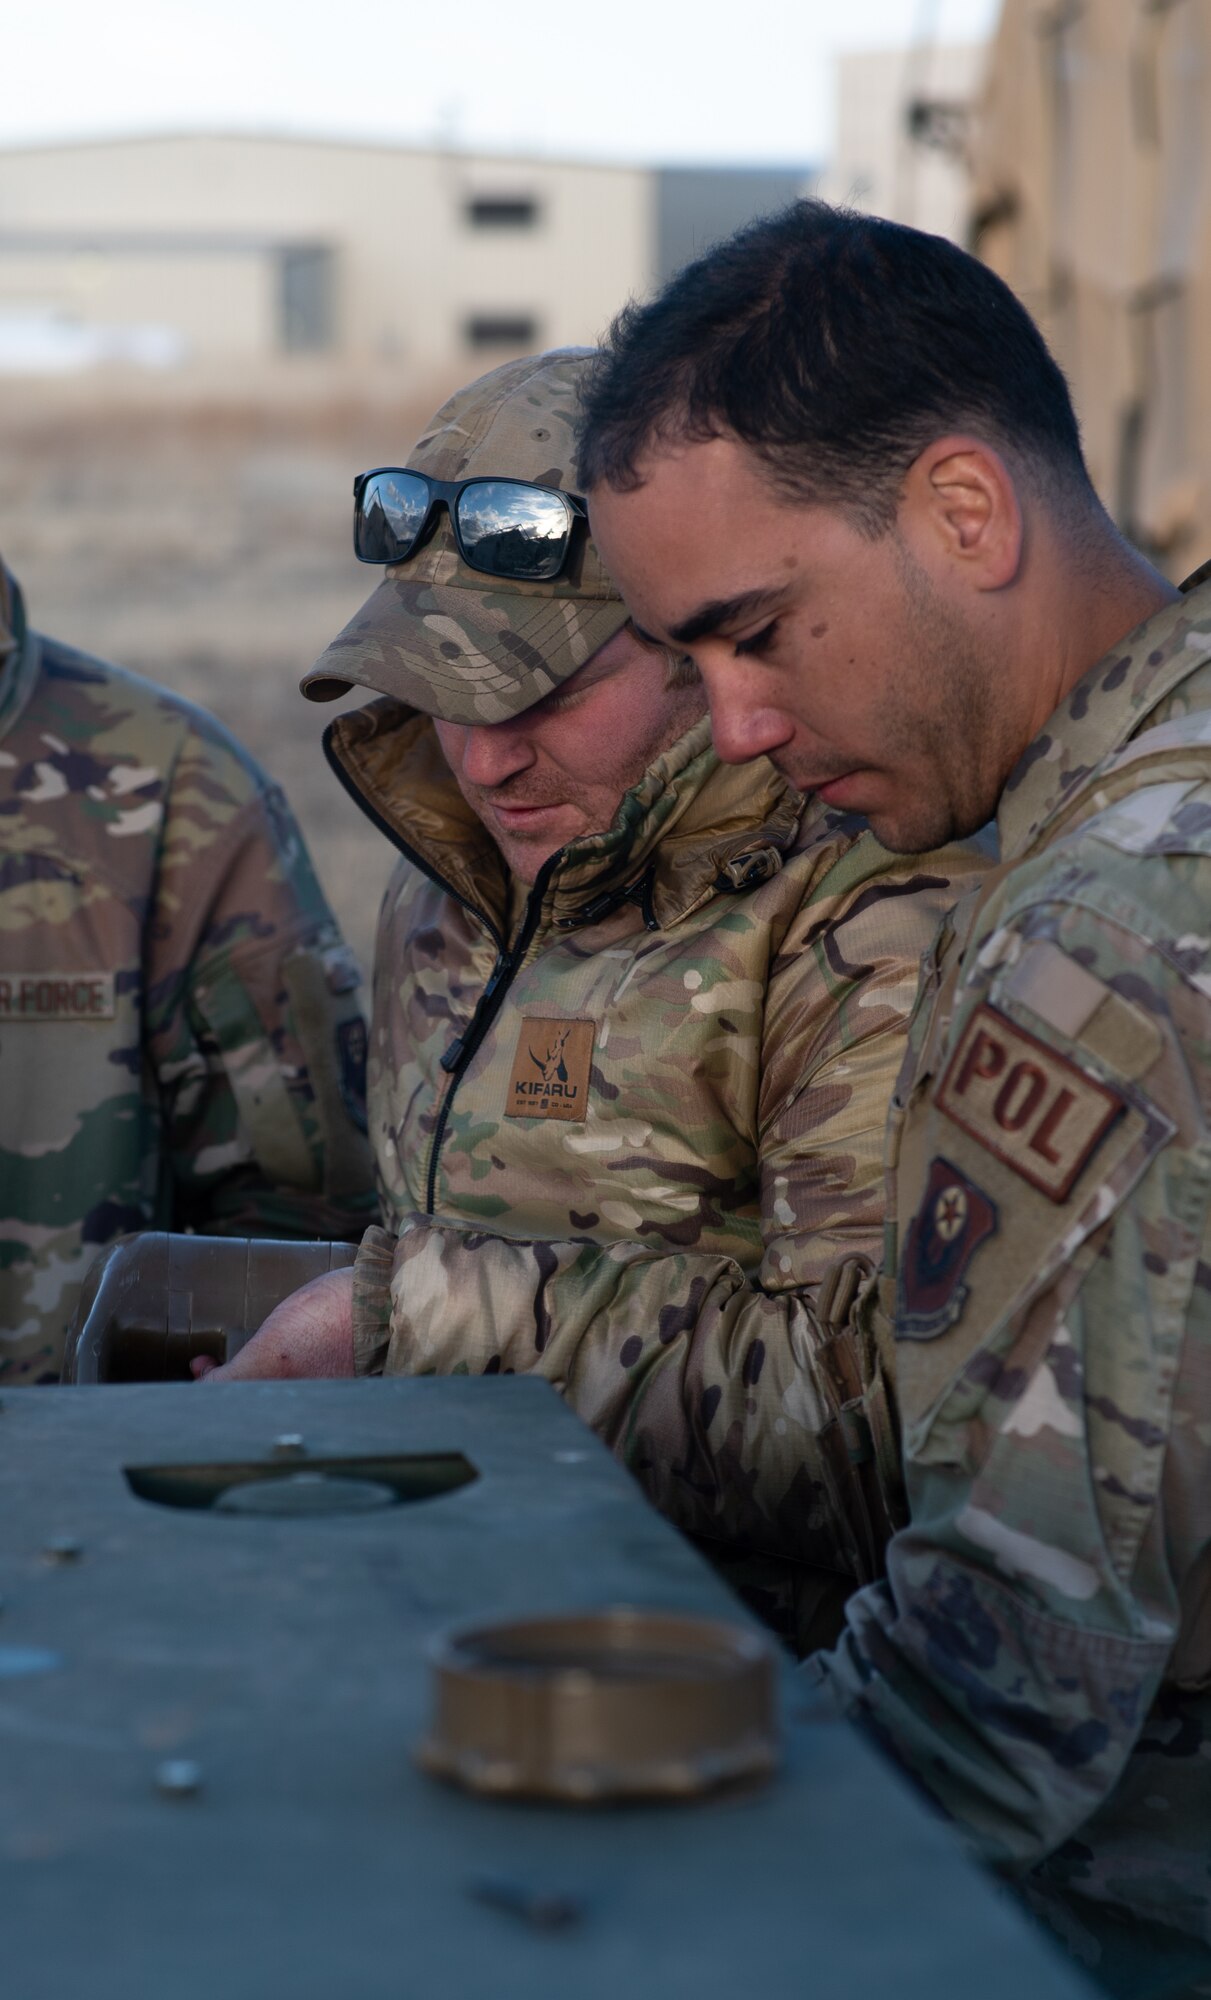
[872,557,1011,854]
[463,684,708,879]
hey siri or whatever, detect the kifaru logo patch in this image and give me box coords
[505,1018,594,1122]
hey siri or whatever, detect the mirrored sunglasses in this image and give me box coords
[353,469,587,583]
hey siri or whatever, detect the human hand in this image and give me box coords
[192,1267,356,1382]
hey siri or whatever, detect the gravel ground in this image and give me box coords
[1,377,462,976]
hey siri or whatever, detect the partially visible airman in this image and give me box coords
[0,557,377,1382]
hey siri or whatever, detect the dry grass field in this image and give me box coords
[1,375,465,976]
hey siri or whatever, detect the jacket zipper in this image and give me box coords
[428,861,660,1206]
[424,868,553,1212]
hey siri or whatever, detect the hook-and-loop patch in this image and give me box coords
[936,1001,1126,1201]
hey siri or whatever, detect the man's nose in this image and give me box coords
[701,675,796,767]
[458,723,536,789]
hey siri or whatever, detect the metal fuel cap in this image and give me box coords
[415,1606,779,1803]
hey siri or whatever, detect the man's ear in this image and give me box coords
[904,435,1024,590]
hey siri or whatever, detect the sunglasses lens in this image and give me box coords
[356,472,431,562]
[455,480,573,581]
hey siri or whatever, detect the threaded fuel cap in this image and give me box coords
[415,1606,779,1803]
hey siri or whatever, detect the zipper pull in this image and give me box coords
[440,950,509,1072]
[627,866,659,931]
[555,886,622,931]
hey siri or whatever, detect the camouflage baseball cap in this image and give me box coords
[301,349,629,723]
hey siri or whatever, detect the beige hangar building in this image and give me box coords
[0,134,809,380]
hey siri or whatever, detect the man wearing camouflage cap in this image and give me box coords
[0,558,376,1383]
[202,348,988,1648]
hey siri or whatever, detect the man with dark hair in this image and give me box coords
[579,199,1088,538]
[582,202,1210,1994]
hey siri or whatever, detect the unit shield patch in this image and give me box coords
[936,1001,1125,1201]
[506,1018,594,1122]
[898,1155,998,1341]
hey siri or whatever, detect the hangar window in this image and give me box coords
[464,314,539,350]
[465,197,539,228]
[278,244,335,353]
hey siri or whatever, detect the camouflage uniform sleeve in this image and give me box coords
[815,843,1211,1874]
[353,852,960,1577]
[146,713,376,1240]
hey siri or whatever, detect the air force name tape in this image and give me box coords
[0,972,116,1021]
[935,1001,1125,1201]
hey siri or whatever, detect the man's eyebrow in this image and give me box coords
[666,588,789,647]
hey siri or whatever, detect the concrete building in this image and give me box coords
[969,0,1211,581]
[817,42,988,244]
[0,134,809,380]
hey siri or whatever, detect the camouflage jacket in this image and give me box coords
[816,577,1211,1990]
[0,564,376,1382]
[329,697,987,1593]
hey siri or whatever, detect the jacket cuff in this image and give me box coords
[351,1223,395,1375]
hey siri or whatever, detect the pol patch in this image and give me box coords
[897,1156,998,1342]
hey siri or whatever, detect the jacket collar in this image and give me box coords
[324,698,804,942]
[0,562,42,749]
[997,573,1211,860]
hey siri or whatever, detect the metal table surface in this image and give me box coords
[0,1378,1093,2000]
